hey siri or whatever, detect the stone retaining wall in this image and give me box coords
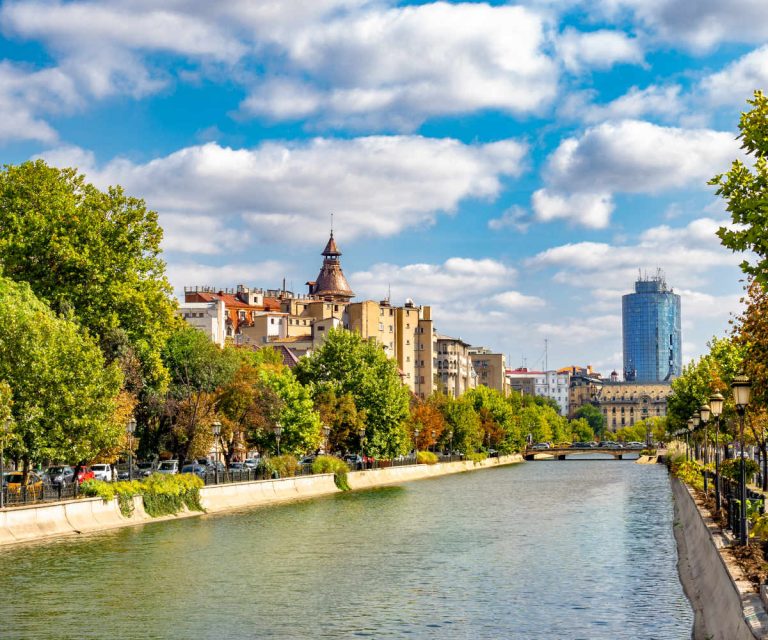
[0,454,522,546]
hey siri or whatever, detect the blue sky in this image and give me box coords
[1,0,766,375]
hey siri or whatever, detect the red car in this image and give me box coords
[76,467,95,484]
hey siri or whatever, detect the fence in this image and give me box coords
[1,452,468,508]
[703,470,766,539]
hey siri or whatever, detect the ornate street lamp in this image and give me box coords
[447,430,453,462]
[273,422,283,457]
[431,430,436,454]
[686,418,694,461]
[212,421,222,485]
[710,392,725,513]
[322,423,331,455]
[0,418,9,509]
[692,412,701,461]
[358,427,366,469]
[700,404,711,495]
[413,428,419,463]
[127,417,137,482]
[732,374,752,545]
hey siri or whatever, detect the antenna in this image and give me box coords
[544,338,549,372]
[388,283,391,303]
[330,212,334,236]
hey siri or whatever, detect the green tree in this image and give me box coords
[465,386,522,452]
[710,91,768,285]
[314,387,366,454]
[573,404,605,438]
[436,395,482,454]
[0,276,123,474]
[570,418,595,443]
[295,329,411,458]
[0,160,178,389]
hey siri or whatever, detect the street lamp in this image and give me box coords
[322,423,330,455]
[127,417,137,482]
[710,392,725,513]
[732,373,752,545]
[413,428,419,463]
[358,427,366,469]
[0,418,8,509]
[273,422,283,457]
[686,418,694,461]
[431,430,436,454]
[692,412,701,461]
[700,404,711,495]
[212,421,222,484]
[447,430,453,462]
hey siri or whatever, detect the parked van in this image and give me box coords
[91,464,114,482]
[156,460,179,475]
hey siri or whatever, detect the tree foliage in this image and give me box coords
[573,404,605,437]
[0,160,178,389]
[0,276,123,471]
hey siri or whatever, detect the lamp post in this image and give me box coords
[127,417,137,482]
[692,412,701,462]
[212,421,222,485]
[686,418,694,461]
[447,430,453,462]
[431,430,436,454]
[322,423,330,455]
[732,374,752,546]
[710,392,724,513]
[414,428,419,463]
[273,422,282,457]
[700,404,711,496]
[358,427,366,469]
[0,418,8,510]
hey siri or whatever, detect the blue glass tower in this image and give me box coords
[622,274,681,382]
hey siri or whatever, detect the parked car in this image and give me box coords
[531,443,550,450]
[180,462,207,479]
[599,441,622,448]
[76,467,95,484]
[228,462,248,472]
[4,471,43,497]
[136,461,155,477]
[44,465,75,486]
[156,460,179,475]
[116,464,140,481]
[298,455,316,465]
[243,458,260,469]
[570,442,592,449]
[91,464,114,481]
[626,442,645,449]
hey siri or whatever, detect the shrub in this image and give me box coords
[416,451,438,465]
[669,458,704,490]
[141,473,204,517]
[270,454,299,478]
[640,449,657,456]
[311,455,350,491]
[465,452,487,464]
[80,479,142,517]
[720,457,760,480]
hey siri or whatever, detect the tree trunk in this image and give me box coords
[762,441,768,491]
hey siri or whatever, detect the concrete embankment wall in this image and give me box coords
[0,454,522,546]
[672,477,756,640]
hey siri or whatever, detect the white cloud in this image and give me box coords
[161,215,241,255]
[491,291,546,309]
[557,28,643,72]
[701,45,768,107]
[40,136,527,244]
[531,190,614,229]
[594,0,768,51]
[560,85,685,124]
[167,260,288,298]
[240,2,558,129]
[488,205,530,232]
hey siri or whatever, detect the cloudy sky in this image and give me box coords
[1,0,763,374]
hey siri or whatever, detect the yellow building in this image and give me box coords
[595,381,672,431]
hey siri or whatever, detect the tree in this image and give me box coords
[161,326,241,463]
[314,387,366,454]
[465,386,522,453]
[710,91,768,285]
[573,404,605,438]
[295,329,411,458]
[437,395,482,454]
[409,398,446,451]
[570,418,594,443]
[0,276,123,475]
[259,368,321,455]
[0,160,179,389]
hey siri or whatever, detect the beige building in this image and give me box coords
[595,381,672,431]
[565,366,604,418]
[469,347,508,395]
[436,335,476,397]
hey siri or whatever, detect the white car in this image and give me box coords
[91,464,114,482]
[156,460,179,475]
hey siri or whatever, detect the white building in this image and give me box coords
[177,300,226,347]
[506,368,570,416]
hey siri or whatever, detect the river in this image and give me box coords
[1,459,692,639]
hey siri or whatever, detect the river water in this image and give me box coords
[1,460,692,639]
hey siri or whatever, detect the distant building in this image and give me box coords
[505,368,569,416]
[622,273,681,382]
[563,365,604,418]
[436,335,476,397]
[177,299,227,347]
[469,347,508,395]
[595,381,672,431]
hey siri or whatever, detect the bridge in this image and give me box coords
[523,447,641,461]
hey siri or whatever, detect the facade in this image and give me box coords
[595,382,672,431]
[622,274,682,382]
[436,335,476,397]
[505,368,569,415]
[562,366,604,418]
[177,300,227,347]
[469,348,508,395]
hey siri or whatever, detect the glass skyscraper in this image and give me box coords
[622,274,682,382]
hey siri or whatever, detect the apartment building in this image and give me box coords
[436,335,476,397]
[596,381,672,431]
[469,347,508,395]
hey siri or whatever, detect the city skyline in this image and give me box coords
[0,0,761,372]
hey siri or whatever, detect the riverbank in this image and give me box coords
[0,454,522,546]
[671,476,768,639]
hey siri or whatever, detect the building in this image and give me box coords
[595,381,672,431]
[306,232,355,302]
[562,366,604,418]
[177,299,227,347]
[469,348,508,395]
[505,368,569,415]
[622,273,682,382]
[436,335,476,397]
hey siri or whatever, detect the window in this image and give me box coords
[317,326,325,332]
